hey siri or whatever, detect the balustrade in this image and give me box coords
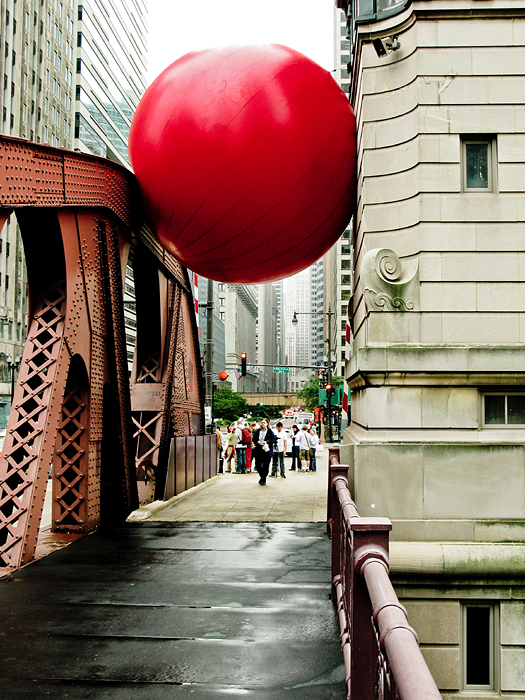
[328,449,442,700]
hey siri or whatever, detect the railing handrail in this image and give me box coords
[329,451,442,700]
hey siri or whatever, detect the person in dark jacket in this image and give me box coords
[290,425,300,471]
[251,418,275,485]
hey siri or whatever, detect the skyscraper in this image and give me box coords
[74,0,147,166]
[284,267,318,391]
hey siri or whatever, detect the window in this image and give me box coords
[463,604,497,691]
[484,393,525,426]
[341,274,352,285]
[462,137,497,192]
[341,259,352,270]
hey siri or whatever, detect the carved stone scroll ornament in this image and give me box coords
[362,248,419,312]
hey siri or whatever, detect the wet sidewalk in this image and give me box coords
[0,520,346,699]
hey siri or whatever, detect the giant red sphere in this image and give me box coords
[129,44,357,284]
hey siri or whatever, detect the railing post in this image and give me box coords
[327,447,341,535]
[350,518,392,700]
[329,462,348,590]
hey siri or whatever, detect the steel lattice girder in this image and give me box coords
[0,136,204,570]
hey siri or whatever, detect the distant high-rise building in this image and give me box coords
[272,279,285,391]
[284,266,320,391]
[74,0,148,167]
[0,0,79,424]
[325,8,353,381]
[256,283,278,392]
[197,276,226,379]
[220,283,257,393]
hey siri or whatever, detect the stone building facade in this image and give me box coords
[338,0,525,695]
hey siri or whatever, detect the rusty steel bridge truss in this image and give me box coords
[0,135,206,570]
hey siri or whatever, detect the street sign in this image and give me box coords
[273,367,290,373]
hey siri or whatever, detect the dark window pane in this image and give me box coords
[485,395,505,424]
[466,143,489,188]
[358,0,374,17]
[466,607,491,686]
[507,395,525,424]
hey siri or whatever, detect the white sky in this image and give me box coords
[146,0,336,86]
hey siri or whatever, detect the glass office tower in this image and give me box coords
[74,0,148,166]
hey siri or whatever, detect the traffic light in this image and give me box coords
[326,383,335,397]
[241,352,247,376]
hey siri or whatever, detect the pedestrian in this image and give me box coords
[246,422,256,472]
[246,421,259,471]
[271,422,287,478]
[296,425,310,471]
[308,428,318,472]
[235,418,247,473]
[225,424,237,473]
[216,424,224,473]
[289,425,300,471]
[252,418,275,485]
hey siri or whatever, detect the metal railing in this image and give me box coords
[328,449,442,700]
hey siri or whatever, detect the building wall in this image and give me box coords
[0,0,78,423]
[223,283,257,392]
[341,0,525,694]
[197,276,226,378]
[257,283,278,392]
[74,0,147,166]
[283,268,313,391]
[345,1,525,528]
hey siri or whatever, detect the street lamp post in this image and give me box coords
[7,355,21,404]
[292,306,334,442]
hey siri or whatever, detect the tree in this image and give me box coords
[297,374,345,412]
[297,375,320,412]
[213,387,249,423]
[251,404,282,420]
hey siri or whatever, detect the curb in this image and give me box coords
[126,474,222,522]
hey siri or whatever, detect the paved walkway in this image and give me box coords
[143,446,330,523]
[0,444,346,699]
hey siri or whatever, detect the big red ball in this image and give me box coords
[129,44,357,284]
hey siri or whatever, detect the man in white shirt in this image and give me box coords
[296,426,310,471]
[270,422,288,478]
